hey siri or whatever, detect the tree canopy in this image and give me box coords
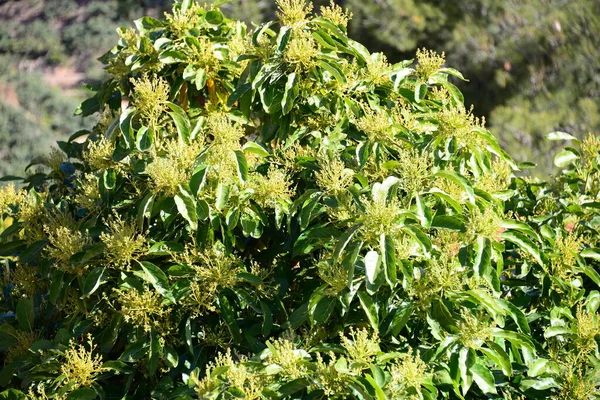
[1,1,600,399]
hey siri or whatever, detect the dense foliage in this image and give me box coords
[1,1,600,399]
[2,0,599,176]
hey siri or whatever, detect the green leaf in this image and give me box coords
[135,126,154,151]
[357,291,379,329]
[82,267,107,297]
[260,301,273,336]
[471,363,497,394]
[205,10,224,25]
[473,237,491,278]
[174,185,198,230]
[364,250,381,290]
[277,378,309,397]
[491,328,535,351]
[234,150,248,182]
[364,374,387,400]
[138,261,175,303]
[18,240,47,265]
[102,360,133,374]
[137,193,155,230]
[66,388,97,400]
[459,347,475,395]
[415,193,432,229]
[431,299,458,334]
[299,191,322,230]
[528,358,549,377]
[503,300,531,334]
[212,0,232,7]
[554,148,579,167]
[403,225,432,256]
[0,240,26,257]
[119,340,148,362]
[546,131,578,141]
[311,295,336,325]
[439,67,468,81]
[166,102,191,143]
[434,171,475,204]
[333,224,361,262]
[159,50,186,64]
[243,141,270,157]
[16,298,34,331]
[415,82,427,103]
[0,389,26,400]
[481,342,512,376]
[281,72,298,115]
[119,107,135,148]
[318,59,347,83]
[215,183,230,211]
[148,330,162,376]
[544,326,573,338]
[502,230,544,266]
[380,234,397,286]
[581,248,600,261]
[217,295,242,343]
[103,168,116,190]
[431,215,466,232]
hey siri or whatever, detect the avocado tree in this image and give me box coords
[0,1,599,399]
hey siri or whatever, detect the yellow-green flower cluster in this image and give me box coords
[18,192,46,244]
[276,0,313,28]
[9,264,42,298]
[395,148,432,195]
[99,216,146,269]
[466,206,503,242]
[146,138,204,196]
[415,48,445,81]
[284,29,320,72]
[205,113,245,184]
[551,232,582,281]
[84,137,115,171]
[0,184,23,215]
[131,75,170,127]
[476,158,513,193]
[456,310,495,348]
[44,213,89,274]
[364,53,391,86]
[42,147,67,175]
[74,173,101,211]
[317,260,348,295]
[574,304,600,353]
[267,338,309,379]
[389,349,430,396]
[360,196,402,242]
[164,2,204,37]
[355,105,393,143]
[435,104,486,146]
[315,158,353,194]
[174,244,242,314]
[340,327,380,368]
[114,287,171,333]
[194,349,271,399]
[320,1,352,28]
[187,36,220,75]
[60,336,104,390]
[248,166,295,209]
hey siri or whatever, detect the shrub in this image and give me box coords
[0,1,599,399]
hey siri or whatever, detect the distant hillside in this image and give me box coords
[0,0,172,177]
[1,0,599,177]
